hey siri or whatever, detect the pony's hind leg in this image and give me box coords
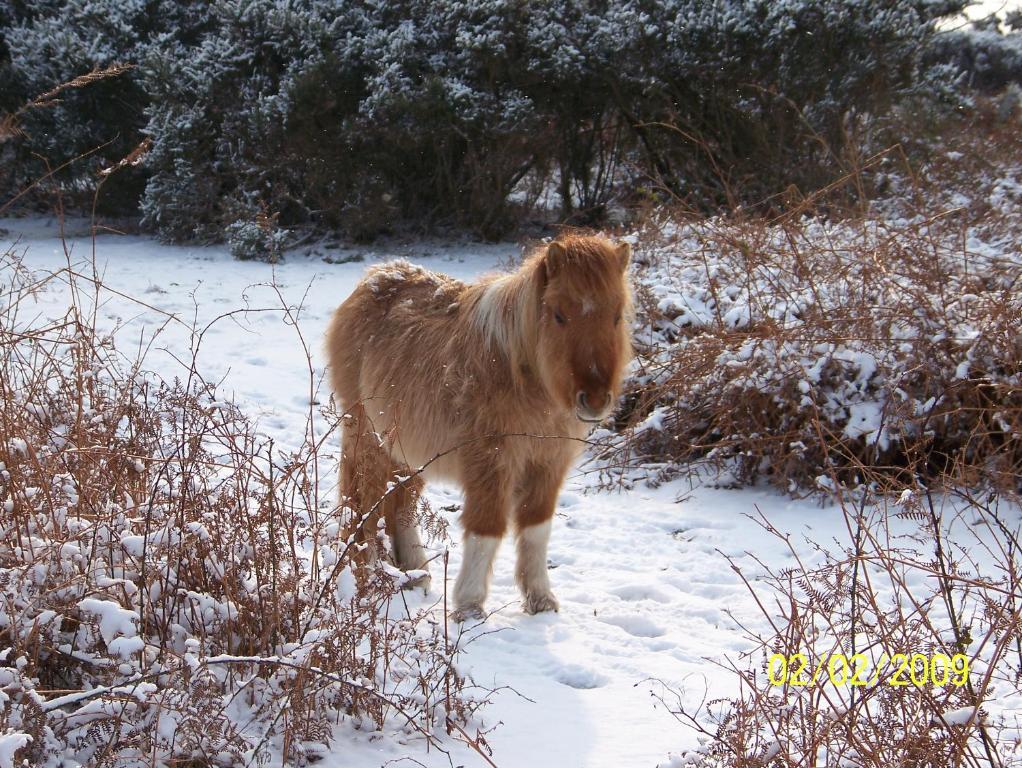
[516,520,557,614]
[383,468,431,589]
[513,462,568,614]
[340,404,430,587]
[338,404,390,566]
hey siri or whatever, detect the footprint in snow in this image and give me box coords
[690,583,732,599]
[598,613,667,638]
[554,664,609,689]
[608,583,673,603]
[263,416,289,430]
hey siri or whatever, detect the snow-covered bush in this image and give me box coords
[928,13,1022,95]
[0,4,27,201]
[0,0,159,213]
[0,3,24,110]
[139,0,348,242]
[2,0,972,238]
[619,141,1022,492]
[140,0,547,240]
[225,207,289,262]
[606,0,969,208]
[0,243,477,765]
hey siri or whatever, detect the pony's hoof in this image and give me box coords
[450,604,485,623]
[522,592,559,615]
[402,571,431,593]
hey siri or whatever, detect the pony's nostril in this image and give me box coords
[577,391,589,410]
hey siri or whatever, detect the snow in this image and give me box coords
[0,734,32,768]
[940,706,980,726]
[843,400,885,442]
[1,217,1018,766]
[78,597,140,646]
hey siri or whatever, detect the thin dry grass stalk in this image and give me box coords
[0,64,134,143]
[98,138,151,178]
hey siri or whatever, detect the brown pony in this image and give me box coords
[325,234,633,620]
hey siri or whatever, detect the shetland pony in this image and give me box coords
[325,235,633,620]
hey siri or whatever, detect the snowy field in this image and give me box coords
[1,217,1014,767]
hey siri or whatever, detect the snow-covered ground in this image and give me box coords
[0,217,1008,767]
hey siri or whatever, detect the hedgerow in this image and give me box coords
[1,0,970,245]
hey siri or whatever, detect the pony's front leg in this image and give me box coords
[451,452,510,622]
[516,520,558,614]
[514,464,567,615]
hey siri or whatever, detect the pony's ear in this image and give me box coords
[615,241,632,272]
[539,241,567,286]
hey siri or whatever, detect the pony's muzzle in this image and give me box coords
[576,390,612,423]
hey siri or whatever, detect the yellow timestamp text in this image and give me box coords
[768,652,969,688]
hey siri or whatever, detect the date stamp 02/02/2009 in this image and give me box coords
[768,653,970,688]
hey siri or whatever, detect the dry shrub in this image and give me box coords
[623,118,1022,767]
[654,469,1022,768]
[0,241,481,765]
[617,144,1022,492]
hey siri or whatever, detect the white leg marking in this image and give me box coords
[394,523,430,590]
[452,533,501,621]
[516,520,558,614]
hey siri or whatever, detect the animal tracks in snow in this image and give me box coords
[432,476,810,764]
[608,582,674,603]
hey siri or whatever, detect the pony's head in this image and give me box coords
[532,235,633,423]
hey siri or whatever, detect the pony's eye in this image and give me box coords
[553,310,566,325]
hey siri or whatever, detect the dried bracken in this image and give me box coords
[0,239,482,766]
[615,119,1022,495]
[627,109,1022,768]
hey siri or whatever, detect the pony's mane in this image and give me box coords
[470,261,542,377]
